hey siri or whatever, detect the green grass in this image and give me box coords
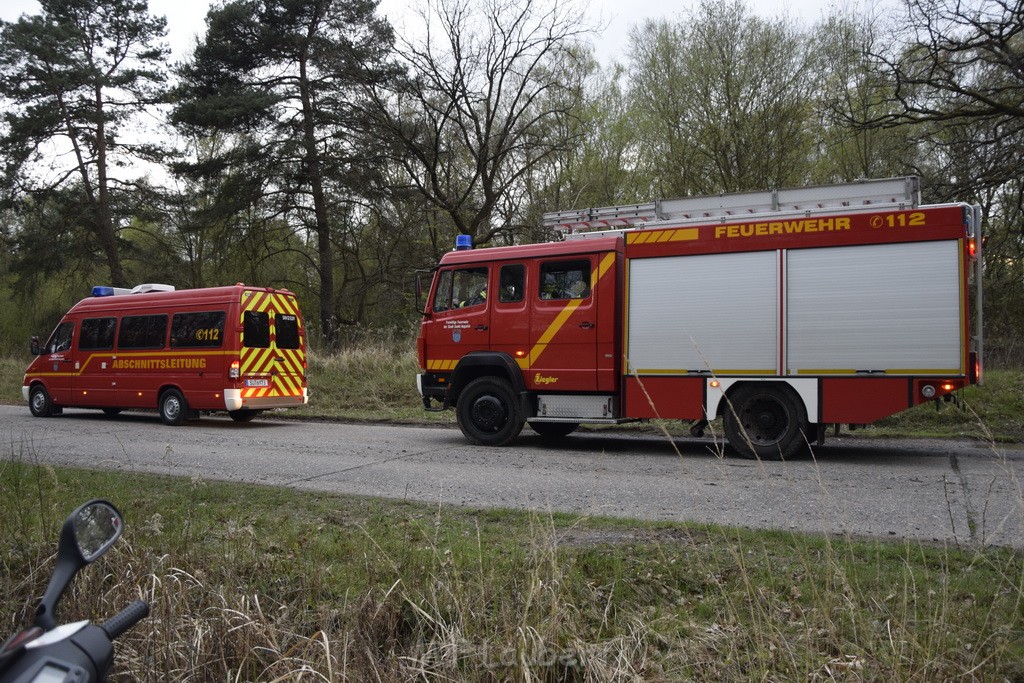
[1,459,1022,681]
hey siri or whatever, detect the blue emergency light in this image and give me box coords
[92,286,115,297]
[455,234,473,250]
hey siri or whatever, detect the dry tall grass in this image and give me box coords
[2,443,1022,682]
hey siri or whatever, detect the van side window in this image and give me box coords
[171,311,226,348]
[540,260,591,300]
[44,321,74,354]
[80,318,116,350]
[118,315,168,350]
[244,311,270,348]
[499,265,525,303]
[276,314,301,349]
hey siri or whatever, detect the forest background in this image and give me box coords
[0,0,1021,364]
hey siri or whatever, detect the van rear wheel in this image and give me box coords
[29,385,53,417]
[229,409,263,423]
[456,377,524,446]
[159,389,187,426]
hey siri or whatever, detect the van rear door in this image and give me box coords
[239,290,307,405]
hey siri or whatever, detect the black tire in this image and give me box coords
[722,384,808,460]
[102,408,122,416]
[528,421,579,439]
[29,385,53,418]
[228,409,263,423]
[456,376,524,446]
[159,389,187,426]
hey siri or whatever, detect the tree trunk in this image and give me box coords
[94,84,126,287]
[298,49,335,347]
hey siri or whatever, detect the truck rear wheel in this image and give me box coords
[529,422,579,439]
[456,377,524,446]
[229,409,263,422]
[723,384,808,460]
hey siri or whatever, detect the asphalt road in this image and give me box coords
[3,405,1022,548]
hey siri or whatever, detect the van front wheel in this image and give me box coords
[159,389,187,426]
[29,385,53,418]
[456,377,524,446]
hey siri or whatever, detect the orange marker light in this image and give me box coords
[710,379,720,388]
[942,382,954,392]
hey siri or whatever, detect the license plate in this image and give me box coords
[245,379,270,387]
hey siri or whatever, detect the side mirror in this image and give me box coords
[34,500,123,630]
[29,336,40,355]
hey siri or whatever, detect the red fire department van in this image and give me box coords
[23,283,308,425]
[417,177,984,458]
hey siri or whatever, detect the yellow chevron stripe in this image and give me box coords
[527,252,615,367]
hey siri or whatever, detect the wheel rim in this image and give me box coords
[31,390,45,413]
[739,396,789,445]
[470,394,507,433]
[163,395,181,421]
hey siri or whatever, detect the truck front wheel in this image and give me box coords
[723,385,808,460]
[456,377,524,446]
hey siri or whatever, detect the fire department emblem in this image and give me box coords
[452,331,462,343]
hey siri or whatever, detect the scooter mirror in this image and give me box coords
[73,501,122,562]
[34,500,123,630]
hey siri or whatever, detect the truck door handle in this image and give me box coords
[475,324,488,331]
[579,321,595,329]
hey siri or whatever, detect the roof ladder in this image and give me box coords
[544,177,921,236]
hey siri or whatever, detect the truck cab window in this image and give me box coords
[540,260,591,300]
[434,267,488,311]
[45,322,74,354]
[499,265,525,303]
[80,318,116,350]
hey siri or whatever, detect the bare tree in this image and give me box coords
[367,0,593,246]
[868,0,1024,188]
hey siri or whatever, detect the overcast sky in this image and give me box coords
[0,0,859,67]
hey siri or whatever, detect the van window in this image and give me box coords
[540,260,591,300]
[118,315,168,349]
[276,314,301,349]
[171,311,226,348]
[44,321,74,354]
[243,311,270,348]
[79,318,116,351]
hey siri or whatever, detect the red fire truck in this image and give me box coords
[417,177,984,458]
[23,283,308,425]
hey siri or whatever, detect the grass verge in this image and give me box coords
[1,456,1022,681]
